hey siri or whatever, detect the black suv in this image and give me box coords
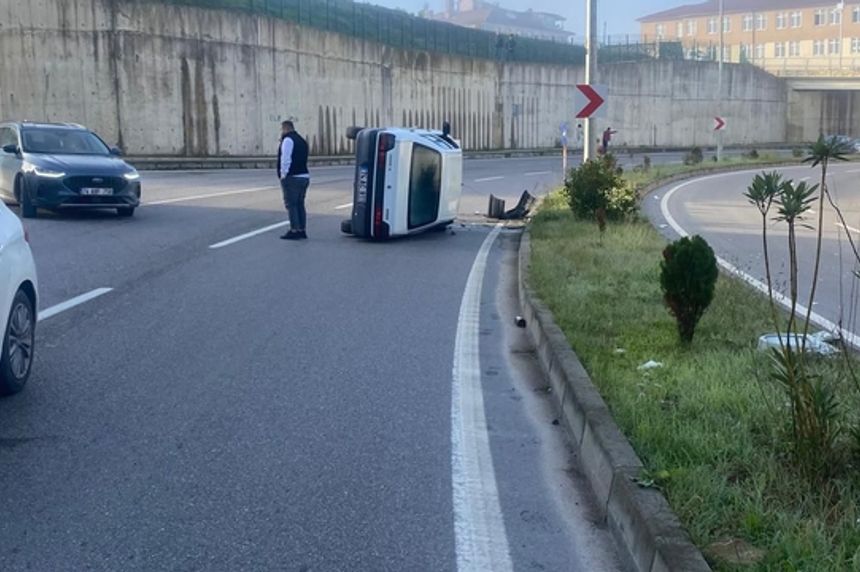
[0,122,141,218]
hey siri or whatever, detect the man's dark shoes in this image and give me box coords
[298,231,308,240]
[280,231,301,240]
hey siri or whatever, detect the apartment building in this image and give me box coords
[639,0,860,75]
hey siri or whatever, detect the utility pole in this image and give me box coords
[839,1,845,69]
[584,0,598,162]
[717,0,724,162]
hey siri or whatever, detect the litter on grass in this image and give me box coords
[756,331,840,356]
[638,360,664,371]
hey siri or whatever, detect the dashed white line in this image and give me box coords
[474,176,505,183]
[39,288,113,322]
[145,186,277,206]
[836,222,860,234]
[845,168,860,174]
[209,221,290,250]
[334,202,354,210]
[524,171,551,176]
[451,223,513,572]
[660,175,860,348]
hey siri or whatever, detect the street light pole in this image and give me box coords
[584,0,597,162]
[717,0,724,162]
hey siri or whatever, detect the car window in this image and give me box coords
[21,129,110,155]
[0,127,16,148]
[408,144,442,229]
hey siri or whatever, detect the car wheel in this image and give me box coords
[0,290,36,396]
[341,219,353,235]
[17,177,37,219]
[117,207,135,218]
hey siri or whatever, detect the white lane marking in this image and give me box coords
[145,186,277,206]
[836,222,860,234]
[524,171,551,176]
[334,202,353,210]
[800,176,811,181]
[474,176,505,183]
[845,168,860,174]
[39,288,113,322]
[209,221,289,250]
[660,176,860,349]
[451,223,513,572]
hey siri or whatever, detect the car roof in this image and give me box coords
[6,121,87,130]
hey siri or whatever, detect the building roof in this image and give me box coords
[639,0,844,23]
[444,5,567,35]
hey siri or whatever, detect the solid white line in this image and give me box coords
[474,176,505,183]
[451,223,513,572]
[524,171,551,176]
[145,186,276,206]
[39,288,113,322]
[334,202,353,210]
[660,175,860,348]
[836,222,860,234]
[209,221,289,250]
[844,168,860,174]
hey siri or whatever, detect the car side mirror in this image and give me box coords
[2,144,19,155]
[110,147,123,156]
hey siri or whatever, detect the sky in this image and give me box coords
[367,0,685,37]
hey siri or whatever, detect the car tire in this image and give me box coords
[117,207,135,218]
[341,219,353,235]
[0,290,36,396]
[18,177,37,219]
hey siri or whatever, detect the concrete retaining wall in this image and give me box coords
[787,89,860,142]
[0,0,788,156]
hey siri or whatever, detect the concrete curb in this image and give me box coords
[516,232,712,572]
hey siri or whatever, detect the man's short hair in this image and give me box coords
[282,120,295,130]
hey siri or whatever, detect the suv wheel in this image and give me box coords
[0,290,36,396]
[17,177,37,219]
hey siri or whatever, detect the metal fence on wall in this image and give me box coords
[151,0,586,65]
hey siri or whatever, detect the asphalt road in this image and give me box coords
[0,157,624,571]
[645,161,860,344]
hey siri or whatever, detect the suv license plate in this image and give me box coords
[357,167,368,204]
[80,188,114,196]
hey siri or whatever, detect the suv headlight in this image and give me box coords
[123,170,140,181]
[22,162,66,179]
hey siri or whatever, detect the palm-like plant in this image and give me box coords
[744,172,787,338]
[802,136,851,346]
[775,180,818,336]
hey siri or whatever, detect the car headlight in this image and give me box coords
[123,171,141,181]
[21,162,66,179]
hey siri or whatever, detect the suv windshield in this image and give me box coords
[21,128,110,156]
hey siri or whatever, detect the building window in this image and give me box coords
[814,39,825,55]
[829,38,841,54]
[656,24,665,39]
[831,8,842,25]
[790,41,801,57]
[740,43,751,60]
[755,44,765,59]
[852,38,860,54]
[815,9,826,26]
[775,42,787,57]
[756,13,767,31]
[708,17,717,35]
[677,22,683,38]
[723,45,732,61]
[743,14,754,32]
[854,6,860,24]
[791,11,802,28]
[687,19,697,36]
[723,16,731,33]
[776,13,787,30]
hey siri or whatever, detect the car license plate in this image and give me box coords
[357,167,368,204]
[80,187,113,196]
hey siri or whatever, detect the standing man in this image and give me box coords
[278,120,310,240]
[601,127,618,155]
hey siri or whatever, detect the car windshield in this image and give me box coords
[21,128,110,155]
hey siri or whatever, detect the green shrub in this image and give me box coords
[660,235,719,344]
[747,148,760,159]
[564,155,637,223]
[792,147,804,158]
[683,146,704,165]
[642,155,652,171]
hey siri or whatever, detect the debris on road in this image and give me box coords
[488,191,536,221]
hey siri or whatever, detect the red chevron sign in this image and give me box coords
[575,84,607,119]
[714,116,726,131]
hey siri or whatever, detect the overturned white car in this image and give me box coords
[341,125,462,240]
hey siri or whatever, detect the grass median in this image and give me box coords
[528,169,860,570]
